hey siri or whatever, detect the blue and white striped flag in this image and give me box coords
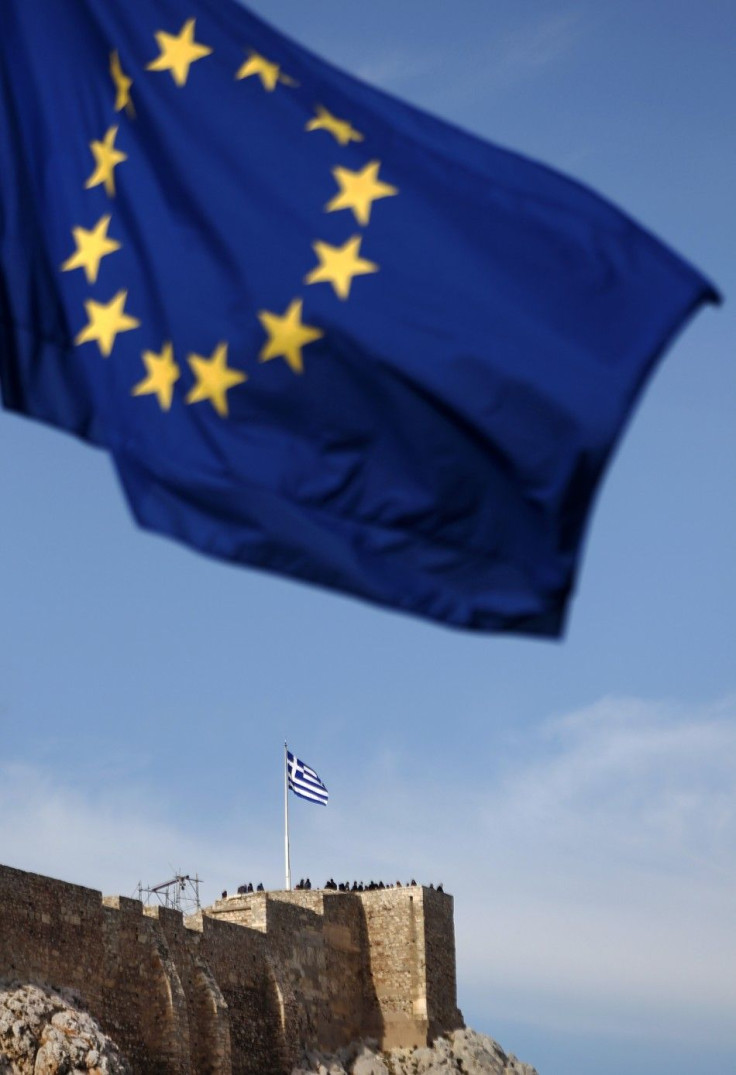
[287,751,329,806]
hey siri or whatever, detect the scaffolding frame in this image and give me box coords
[136,873,203,915]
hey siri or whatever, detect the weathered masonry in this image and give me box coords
[0,864,464,1074]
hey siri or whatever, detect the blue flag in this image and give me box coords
[0,0,719,635]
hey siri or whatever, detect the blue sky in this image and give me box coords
[1,3,734,1075]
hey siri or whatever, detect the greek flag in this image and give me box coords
[287,751,329,806]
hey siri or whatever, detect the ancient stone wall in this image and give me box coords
[321,892,377,1046]
[183,911,282,1075]
[209,886,463,1053]
[206,890,369,1052]
[146,906,232,1075]
[0,863,463,1074]
[421,889,464,1041]
[359,887,427,1048]
[100,895,192,1074]
[0,863,104,1010]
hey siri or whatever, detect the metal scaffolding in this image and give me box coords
[136,873,203,915]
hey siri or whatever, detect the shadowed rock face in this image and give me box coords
[293,1028,538,1075]
[0,984,130,1075]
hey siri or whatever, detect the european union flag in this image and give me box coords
[0,0,719,635]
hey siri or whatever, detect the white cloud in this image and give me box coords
[454,696,736,1043]
[353,10,583,101]
[0,762,274,900]
[484,695,736,874]
[489,11,583,87]
[355,49,438,91]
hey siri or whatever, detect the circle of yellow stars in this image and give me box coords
[61,16,400,419]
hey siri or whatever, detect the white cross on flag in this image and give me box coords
[287,751,329,805]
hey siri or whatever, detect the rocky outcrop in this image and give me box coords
[0,984,536,1075]
[293,1028,538,1075]
[0,984,130,1075]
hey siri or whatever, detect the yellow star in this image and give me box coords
[235,51,284,91]
[75,290,140,357]
[326,160,398,226]
[258,300,324,376]
[306,106,363,146]
[305,235,378,300]
[61,215,121,284]
[85,127,127,197]
[132,342,181,411]
[147,19,212,87]
[186,343,246,417]
[110,51,133,114]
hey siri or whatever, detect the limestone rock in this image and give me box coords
[352,1046,389,1075]
[449,1028,537,1075]
[292,1028,538,1075]
[0,984,130,1075]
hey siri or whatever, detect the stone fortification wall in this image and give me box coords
[0,865,283,1075]
[422,888,463,1042]
[208,889,377,1051]
[0,863,463,1074]
[360,887,463,1048]
[208,887,463,1052]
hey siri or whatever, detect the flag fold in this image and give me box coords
[0,0,720,634]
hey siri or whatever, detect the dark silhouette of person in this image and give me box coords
[221,890,227,899]
[257,883,264,891]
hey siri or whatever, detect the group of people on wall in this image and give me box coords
[320,879,444,892]
[220,879,445,898]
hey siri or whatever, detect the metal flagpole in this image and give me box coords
[284,741,291,891]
